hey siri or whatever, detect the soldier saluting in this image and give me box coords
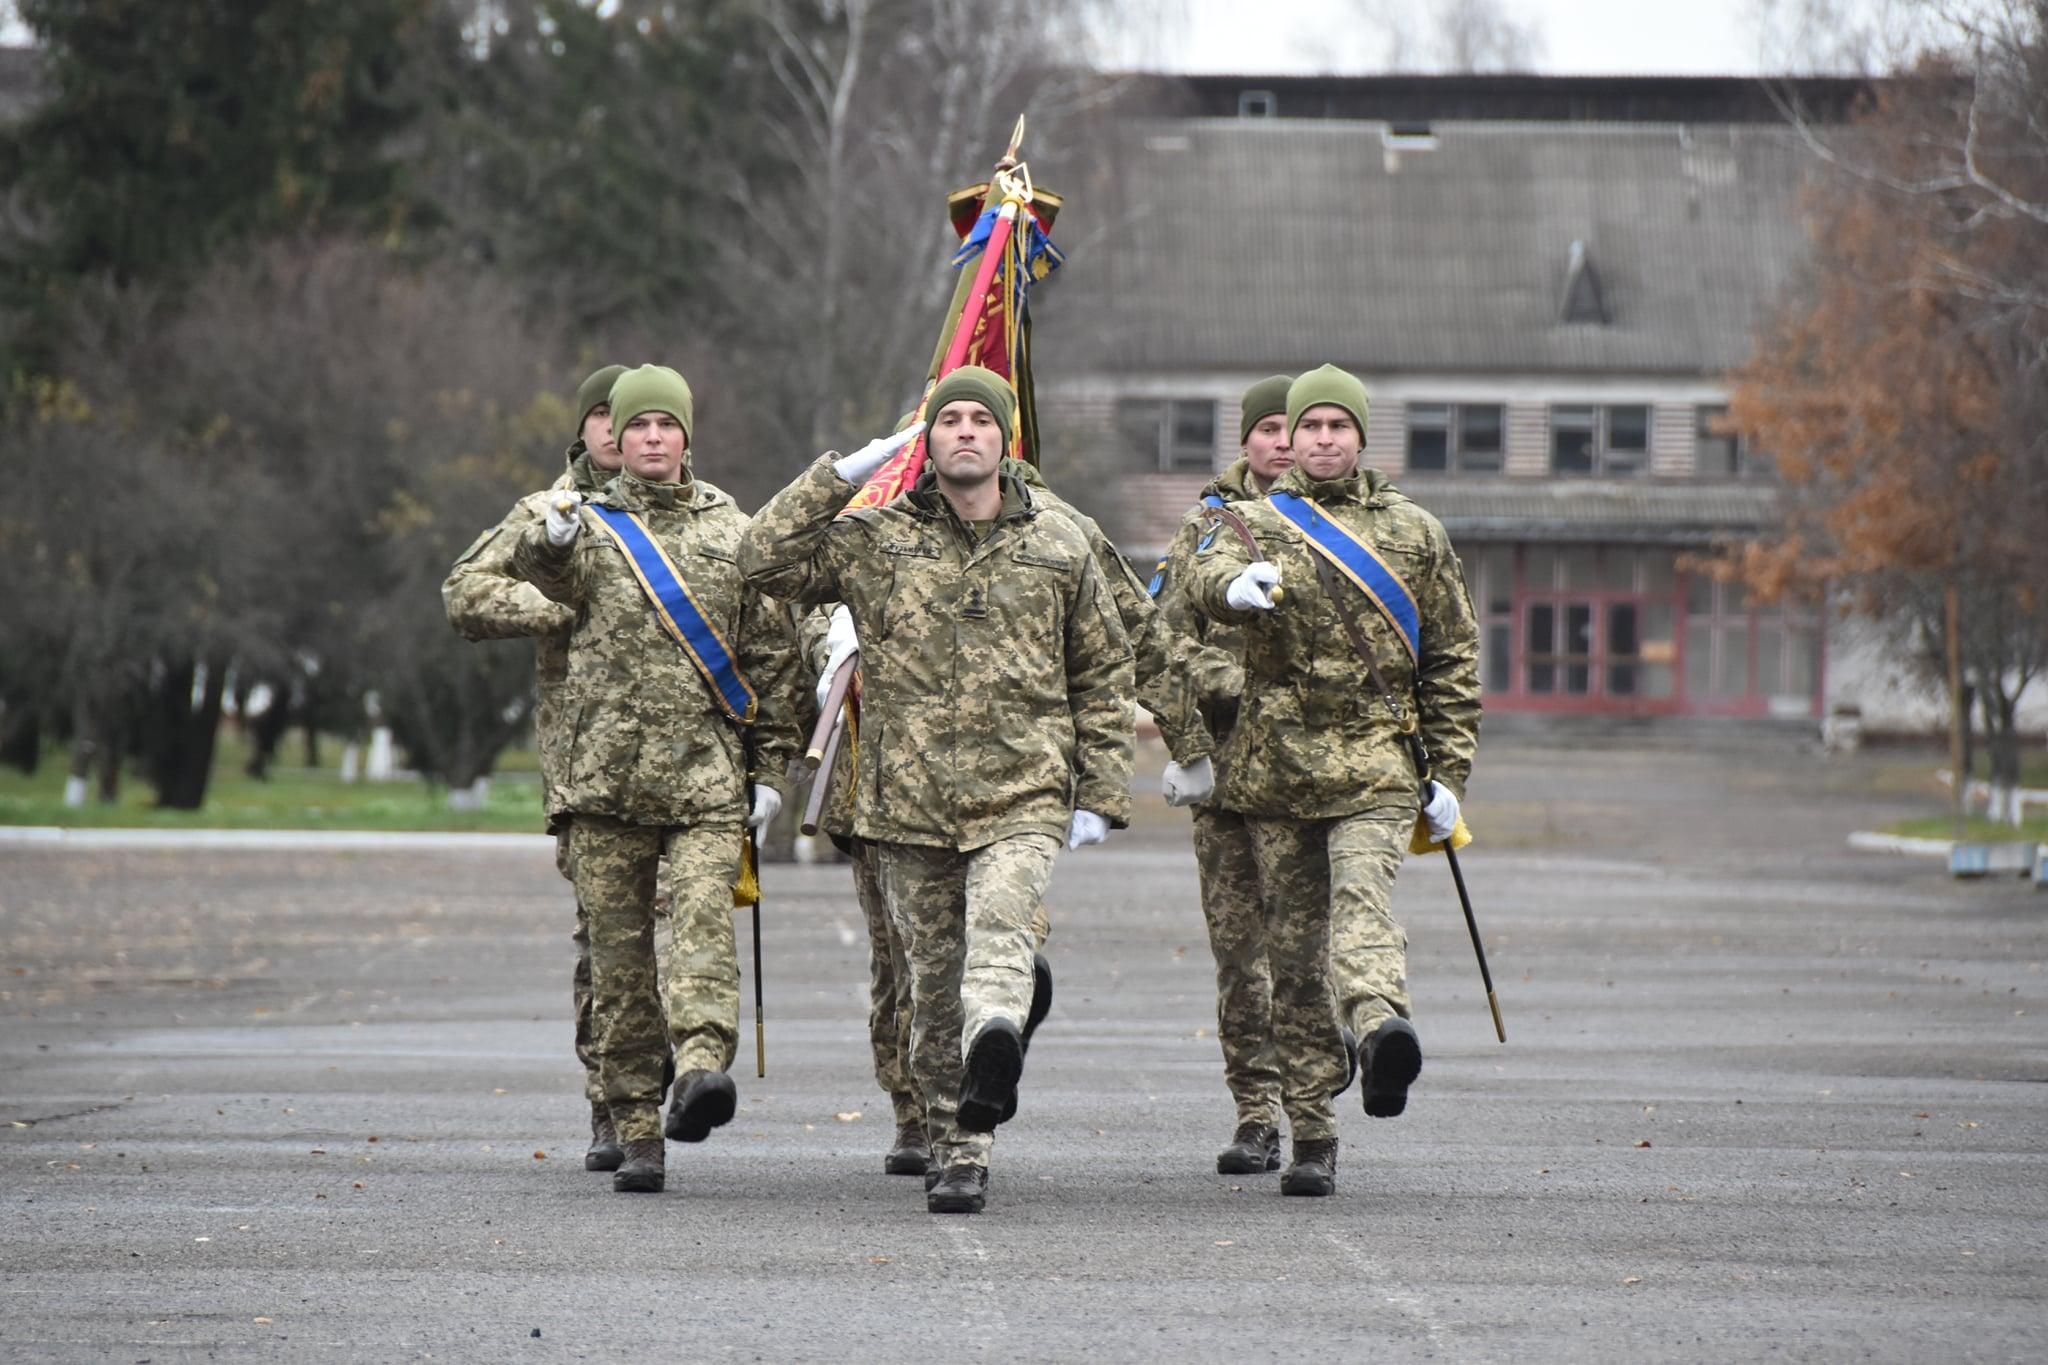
[514,364,800,1195]
[740,365,1133,1215]
[1186,364,1481,1198]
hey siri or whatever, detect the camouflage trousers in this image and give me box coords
[568,813,742,1142]
[857,840,1054,1137]
[850,840,918,1128]
[1191,806,1281,1128]
[1244,809,1412,1143]
[874,833,1060,1170]
[559,828,674,1112]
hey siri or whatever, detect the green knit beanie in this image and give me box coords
[573,364,627,437]
[925,365,1014,452]
[607,365,695,448]
[1286,364,1370,442]
[1239,374,1293,445]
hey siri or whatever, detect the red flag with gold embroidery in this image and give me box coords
[843,120,1065,513]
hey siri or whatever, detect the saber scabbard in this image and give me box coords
[1442,839,1505,1043]
[751,826,766,1077]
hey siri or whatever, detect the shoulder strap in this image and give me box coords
[585,504,759,724]
[1311,552,1432,780]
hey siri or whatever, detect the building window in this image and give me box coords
[1117,398,1217,473]
[1238,90,1276,118]
[1550,403,1651,476]
[1406,403,1504,475]
[1694,405,1773,479]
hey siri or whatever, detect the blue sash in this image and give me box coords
[586,504,758,723]
[1267,492,1421,663]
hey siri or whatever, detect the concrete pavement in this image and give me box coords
[2,737,2044,1362]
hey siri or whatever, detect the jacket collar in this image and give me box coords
[1272,463,1400,509]
[600,467,702,513]
[906,467,1034,530]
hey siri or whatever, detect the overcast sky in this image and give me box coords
[1091,0,1900,75]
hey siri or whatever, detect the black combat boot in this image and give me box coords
[584,1106,624,1172]
[884,1120,930,1177]
[612,1138,665,1193]
[1023,952,1054,1049]
[1279,1137,1338,1197]
[1331,1026,1360,1099]
[926,1162,989,1214]
[1362,1018,1422,1118]
[665,1069,738,1143]
[956,1019,1023,1134]
[1215,1121,1282,1175]
[997,954,1055,1124]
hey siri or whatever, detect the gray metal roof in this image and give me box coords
[1408,477,1781,543]
[1037,118,1813,377]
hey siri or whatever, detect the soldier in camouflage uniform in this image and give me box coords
[443,363,654,1173]
[1186,364,1480,1198]
[804,454,1209,1178]
[1149,373,1325,1176]
[513,364,800,1194]
[741,365,1133,1215]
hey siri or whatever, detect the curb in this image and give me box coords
[0,827,556,852]
[1845,831,1953,859]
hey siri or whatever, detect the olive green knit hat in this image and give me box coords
[925,365,1015,452]
[1239,374,1293,445]
[573,364,627,438]
[607,365,695,448]
[1286,364,1370,442]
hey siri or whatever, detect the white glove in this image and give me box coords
[1161,755,1214,807]
[831,421,925,485]
[545,491,583,547]
[1067,809,1109,850]
[747,784,782,830]
[1224,560,1282,612]
[815,605,859,710]
[1421,780,1460,843]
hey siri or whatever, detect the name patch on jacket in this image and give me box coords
[586,504,759,722]
[1267,492,1421,662]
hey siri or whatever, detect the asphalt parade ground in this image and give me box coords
[3,734,2045,1363]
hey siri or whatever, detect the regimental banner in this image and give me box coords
[586,505,758,723]
[842,121,1065,516]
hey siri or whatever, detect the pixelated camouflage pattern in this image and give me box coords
[852,840,919,1125]
[1151,456,1260,754]
[1192,806,1281,1127]
[1004,460,1212,765]
[1186,464,1481,817]
[557,828,605,1108]
[1248,810,1414,1136]
[442,446,601,814]
[739,456,1133,850]
[513,468,801,825]
[571,814,743,1142]
[874,832,1059,1171]
[1241,815,1366,1144]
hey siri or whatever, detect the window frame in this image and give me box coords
[1549,402,1653,477]
[1405,400,1506,476]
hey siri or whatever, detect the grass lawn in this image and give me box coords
[0,731,546,833]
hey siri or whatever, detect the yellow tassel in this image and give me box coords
[1410,812,1473,856]
[732,835,760,907]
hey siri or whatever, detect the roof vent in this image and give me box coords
[1560,240,1610,325]
[1381,121,1438,173]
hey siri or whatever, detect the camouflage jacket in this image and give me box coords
[1004,460,1213,765]
[441,445,599,813]
[1186,464,1480,819]
[1151,455,1261,750]
[511,467,800,826]
[739,454,1134,851]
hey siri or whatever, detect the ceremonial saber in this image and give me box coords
[1439,827,1506,1044]
[1202,504,1285,606]
[751,825,766,1077]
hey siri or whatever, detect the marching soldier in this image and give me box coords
[443,363,649,1173]
[513,364,800,1194]
[805,447,1211,1179]
[1151,373,1329,1176]
[1185,364,1480,1197]
[741,365,1134,1215]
